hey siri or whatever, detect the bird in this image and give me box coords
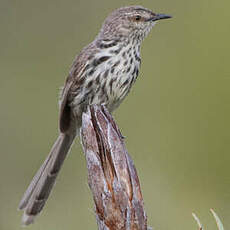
[18,5,171,225]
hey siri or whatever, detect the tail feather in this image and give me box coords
[18,133,75,225]
[18,136,62,210]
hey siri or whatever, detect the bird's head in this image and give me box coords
[99,6,172,42]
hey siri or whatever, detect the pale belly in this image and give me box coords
[91,63,139,111]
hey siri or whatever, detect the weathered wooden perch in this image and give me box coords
[80,105,147,230]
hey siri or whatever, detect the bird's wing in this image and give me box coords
[59,43,97,133]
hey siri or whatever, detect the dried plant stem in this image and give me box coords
[80,105,147,230]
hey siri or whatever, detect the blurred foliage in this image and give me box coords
[193,209,225,230]
[0,0,229,230]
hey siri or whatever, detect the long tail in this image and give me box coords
[18,133,75,225]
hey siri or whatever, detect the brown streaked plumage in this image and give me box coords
[18,5,171,225]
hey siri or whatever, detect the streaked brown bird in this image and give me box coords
[18,5,171,225]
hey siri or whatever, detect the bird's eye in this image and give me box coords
[135,15,141,21]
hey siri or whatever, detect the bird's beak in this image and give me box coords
[149,13,172,22]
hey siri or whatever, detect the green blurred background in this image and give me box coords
[0,0,229,229]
